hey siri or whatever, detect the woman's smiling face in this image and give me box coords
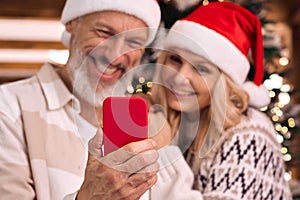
[161,48,220,113]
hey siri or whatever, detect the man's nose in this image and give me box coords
[105,37,127,66]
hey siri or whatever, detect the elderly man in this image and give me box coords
[0,0,161,199]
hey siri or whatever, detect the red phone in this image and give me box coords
[103,96,148,155]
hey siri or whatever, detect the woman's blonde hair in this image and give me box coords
[150,51,250,156]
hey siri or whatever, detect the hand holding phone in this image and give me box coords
[103,97,148,155]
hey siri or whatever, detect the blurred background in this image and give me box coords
[0,0,300,198]
[0,0,67,83]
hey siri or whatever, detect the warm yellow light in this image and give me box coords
[289,121,296,128]
[147,82,153,88]
[273,107,280,112]
[279,57,289,66]
[269,91,276,98]
[139,77,145,84]
[272,115,279,122]
[278,103,285,108]
[281,126,288,134]
[275,124,282,131]
[203,0,209,6]
[281,147,288,154]
[276,110,283,117]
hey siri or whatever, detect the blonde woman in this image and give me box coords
[148,2,292,199]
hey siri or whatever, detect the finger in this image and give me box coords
[122,139,157,155]
[114,174,158,199]
[110,149,158,174]
[89,129,104,149]
[127,162,159,187]
[134,160,160,174]
[102,139,157,166]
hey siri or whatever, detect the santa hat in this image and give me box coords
[61,0,161,47]
[164,2,270,108]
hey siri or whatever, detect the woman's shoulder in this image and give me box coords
[231,108,275,136]
[200,108,292,199]
[220,107,280,150]
[242,107,274,129]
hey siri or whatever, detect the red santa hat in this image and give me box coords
[164,2,270,108]
[61,0,161,47]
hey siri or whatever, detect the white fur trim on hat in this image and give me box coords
[242,81,271,108]
[164,20,250,86]
[61,0,161,46]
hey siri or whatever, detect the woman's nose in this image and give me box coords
[174,63,193,84]
[179,63,193,78]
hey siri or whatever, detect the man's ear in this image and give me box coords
[65,19,78,33]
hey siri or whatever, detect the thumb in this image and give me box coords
[88,129,103,159]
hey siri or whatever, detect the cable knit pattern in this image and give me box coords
[195,108,292,200]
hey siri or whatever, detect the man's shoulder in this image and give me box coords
[0,63,62,104]
[0,76,40,120]
[1,75,37,89]
[0,64,53,119]
[0,74,41,100]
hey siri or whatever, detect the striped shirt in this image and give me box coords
[0,63,95,200]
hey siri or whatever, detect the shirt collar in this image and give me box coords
[36,63,81,112]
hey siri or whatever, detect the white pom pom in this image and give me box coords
[242,81,271,108]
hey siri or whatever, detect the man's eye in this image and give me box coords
[96,29,111,37]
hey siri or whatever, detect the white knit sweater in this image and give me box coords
[151,108,292,200]
[192,108,292,199]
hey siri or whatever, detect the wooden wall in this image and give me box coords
[0,0,66,83]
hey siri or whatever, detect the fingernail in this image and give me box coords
[151,140,157,147]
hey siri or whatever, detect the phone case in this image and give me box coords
[103,96,148,155]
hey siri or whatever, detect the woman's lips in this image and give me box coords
[166,80,197,97]
[171,86,197,96]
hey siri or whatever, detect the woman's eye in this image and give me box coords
[127,39,144,48]
[195,65,210,74]
[169,55,182,64]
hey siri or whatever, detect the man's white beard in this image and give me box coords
[71,62,134,108]
[73,69,113,107]
[68,46,137,108]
